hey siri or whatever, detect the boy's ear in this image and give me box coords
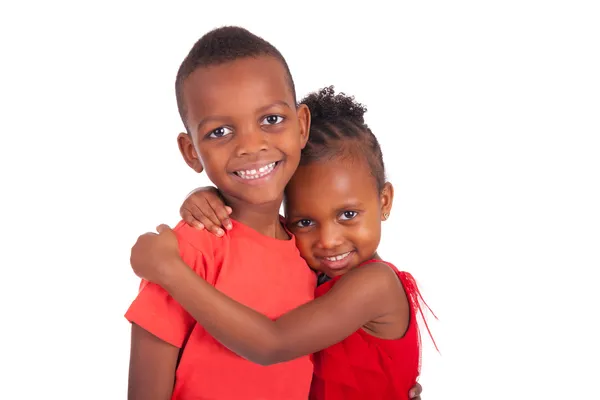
[177,133,203,173]
[296,103,311,149]
[380,182,394,221]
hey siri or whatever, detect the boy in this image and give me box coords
[125,26,315,399]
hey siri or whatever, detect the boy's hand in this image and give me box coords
[409,382,422,399]
[130,224,182,285]
[180,187,233,237]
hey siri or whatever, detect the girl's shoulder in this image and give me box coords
[339,259,403,286]
[317,260,405,302]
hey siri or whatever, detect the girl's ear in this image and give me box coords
[380,182,394,221]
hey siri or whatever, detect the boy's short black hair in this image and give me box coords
[300,86,386,192]
[175,26,296,132]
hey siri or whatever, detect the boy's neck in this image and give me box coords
[225,196,288,240]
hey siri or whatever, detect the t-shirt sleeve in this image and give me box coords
[125,221,210,348]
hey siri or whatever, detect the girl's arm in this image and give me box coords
[160,256,407,366]
[128,324,179,400]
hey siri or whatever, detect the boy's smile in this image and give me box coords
[230,160,282,185]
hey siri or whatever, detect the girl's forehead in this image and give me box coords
[286,160,379,210]
[291,158,374,189]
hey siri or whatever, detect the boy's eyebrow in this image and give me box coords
[197,116,228,133]
[257,100,292,113]
[196,101,292,133]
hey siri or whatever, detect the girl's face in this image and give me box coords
[284,157,393,277]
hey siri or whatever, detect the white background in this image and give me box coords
[1,1,599,399]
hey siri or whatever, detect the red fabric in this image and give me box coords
[126,220,316,400]
[310,260,434,400]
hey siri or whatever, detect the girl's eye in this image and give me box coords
[340,211,358,221]
[208,126,233,138]
[261,115,284,125]
[296,219,314,228]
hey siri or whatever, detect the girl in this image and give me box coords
[131,87,434,399]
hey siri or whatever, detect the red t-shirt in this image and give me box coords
[126,220,316,399]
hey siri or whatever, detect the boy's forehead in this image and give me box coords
[182,57,295,125]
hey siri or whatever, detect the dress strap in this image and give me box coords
[397,271,439,353]
[363,259,439,352]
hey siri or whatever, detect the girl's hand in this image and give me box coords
[409,382,423,399]
[130,224,182,285]
[180,187,233,237]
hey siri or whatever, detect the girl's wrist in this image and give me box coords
[159,257,189,290]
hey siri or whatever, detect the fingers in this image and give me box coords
[409,382,422,399]
[179,187,234,236]
[156,224,172,234]
[200,198,226,236]
[182,200,225,237]
[181,208,204,230]
[206,197,233,231]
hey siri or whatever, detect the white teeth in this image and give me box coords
[325,251,352,262]
[235,162,276,180]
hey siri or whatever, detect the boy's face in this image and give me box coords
[284,158,393,277]
[178,56,310,207]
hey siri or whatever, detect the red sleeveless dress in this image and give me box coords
[309,260,435,400]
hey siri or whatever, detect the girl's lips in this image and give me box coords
[319,251,354,270]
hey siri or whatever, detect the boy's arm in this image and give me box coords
[128,323,179,400]
[126,225,205,399]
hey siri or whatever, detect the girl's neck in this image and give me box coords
[225,196,288,240]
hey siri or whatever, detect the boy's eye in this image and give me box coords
[208,126,233,138]
[339,211,358,221]
[261,115,284,125]
[295,219,314,228]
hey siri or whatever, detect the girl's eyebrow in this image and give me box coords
[286,201,366,221]
[334,201,365,213]
[286,213,309,221]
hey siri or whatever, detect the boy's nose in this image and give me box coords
[235,128,268,156]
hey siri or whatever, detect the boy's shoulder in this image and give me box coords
[173,220,221,253]
[171,219,302,260]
